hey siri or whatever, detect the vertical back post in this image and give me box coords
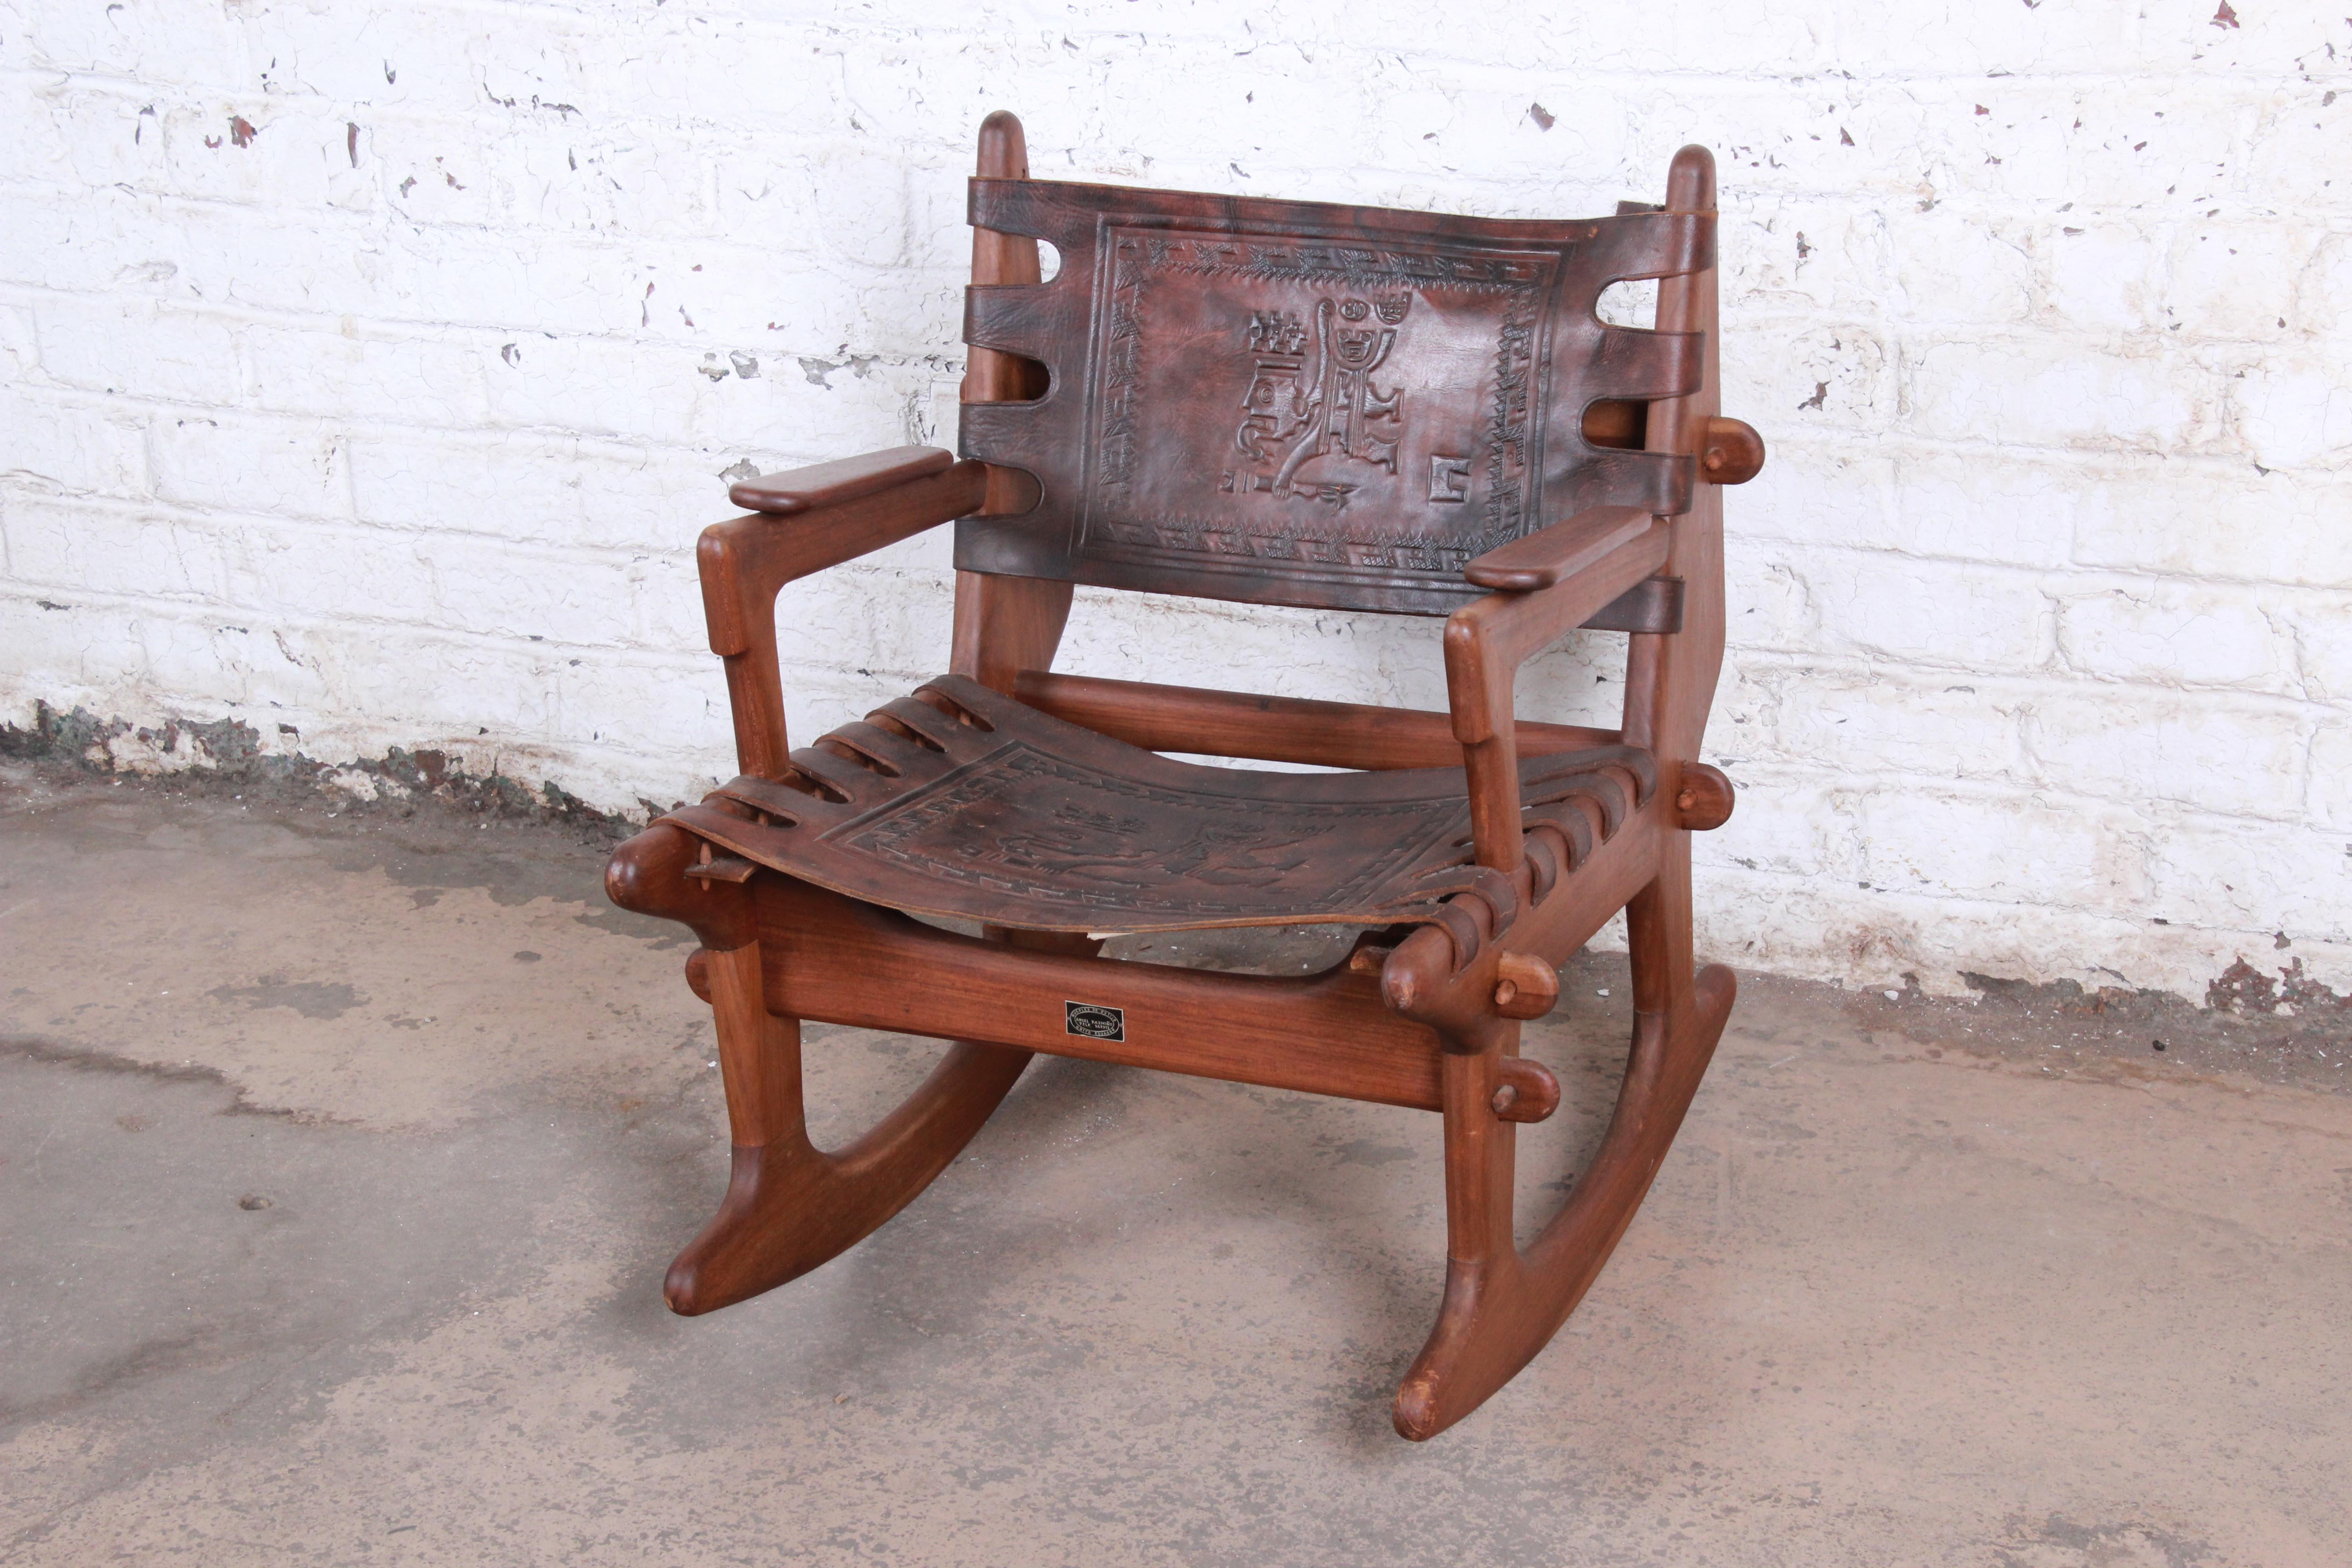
[1621,146,1725,768]
[960,111,1047,407]
[950,111,1077,692]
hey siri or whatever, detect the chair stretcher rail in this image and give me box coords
[1012,671,1620,771]
[757,880,1447,1109]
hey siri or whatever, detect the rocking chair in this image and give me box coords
[605,111,1763,1440]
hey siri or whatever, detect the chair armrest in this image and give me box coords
[1447,519,1671,745]
[700,451,987,656]
[697,449,990,779]
[1462,505,1656,591]
[727,445,956,515]
[1442,516,1673,872]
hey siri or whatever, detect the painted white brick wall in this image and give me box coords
[3,0,2347,1005]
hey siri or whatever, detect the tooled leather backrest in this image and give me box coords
[956,178,1713,617]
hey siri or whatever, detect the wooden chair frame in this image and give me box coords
[606,112,1760,1440]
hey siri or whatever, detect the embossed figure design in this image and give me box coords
[605,112,1764,1440]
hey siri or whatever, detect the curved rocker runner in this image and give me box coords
[603,111,1764,1439]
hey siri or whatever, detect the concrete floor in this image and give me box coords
[2,764,2347,1567]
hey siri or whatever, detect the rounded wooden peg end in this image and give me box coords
[1379,925,1456,1021]
[1674,764,1736,832]
[1493,1058,1561,1123]
[975,110,1029,178]
[1666,144,1716,211]
[1490,952,1560,1020]
[685,948,713,1004]
[1699,417,1765,485]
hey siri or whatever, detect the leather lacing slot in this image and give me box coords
[1518,756,1651,910]
[712,774,808,828]
[1425,900,1485,973]
[1523,771,1628,835]
[1378,750,1660,965]
[1590,748,1658,803]
[913,681,996,732]
[818,721,914,779]
[1524,834,1562,904]
[741,760,850,805]
[783,745,878,803]
[1522,799,1598,904]
[867,696,957,752]
[1390,863,1521,975]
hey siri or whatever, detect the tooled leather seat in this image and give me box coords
[658,674,1652,956]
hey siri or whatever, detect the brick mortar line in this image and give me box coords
[0,513,708,578]
[7,497,2348,669]
[0,379,951,443]
[10,482,2350,627]
[9,176,2350,251]
[1730,553,2352,612]
[1,583,2335,834]
[1679,863,2350,948]
[1717,628,2347,701]
[3,295,2334,410]
[0,578,960,670]
[13,38,2350,89]
[4,366,2344,489]
[12,142,2352,215]
[10,293,2337,380]
[0,581,719,665]
[1,489,967,576]
[1715,649,2352,715]
[5,335,2337,484]
[9,230,2342,341]
[10,152,2348,231]
[1676,756,2337,829]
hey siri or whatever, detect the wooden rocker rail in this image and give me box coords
[604,110,1759,1442]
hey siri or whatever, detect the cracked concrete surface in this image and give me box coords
[2,765,2347,1566]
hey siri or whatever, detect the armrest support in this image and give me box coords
[699,450,990,778]
[1443,518,1672,872]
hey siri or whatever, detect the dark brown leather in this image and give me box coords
[955,178,1712,616]
[1583,576,1683,634]
[656,676,1651,961]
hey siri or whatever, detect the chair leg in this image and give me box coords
[663,935,1043,1315]
[1391,837,1735,1440]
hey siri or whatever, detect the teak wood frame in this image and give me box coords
[606,112,1756,1441]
